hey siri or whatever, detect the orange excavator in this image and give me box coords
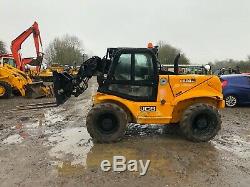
[1,21,64,82]
[11,21,43,72]
[0,22,43,73]
[0,22,53,99]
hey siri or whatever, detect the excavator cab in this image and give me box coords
[3,57,16,68]
[0,55,16,68]
[53,45,224,143]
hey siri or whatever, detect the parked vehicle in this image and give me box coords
[214,67,240,76]
[221,74,250,107]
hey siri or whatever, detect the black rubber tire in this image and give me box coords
[0,81,12,99]
[86,103,128,143]
[180,103,221,142]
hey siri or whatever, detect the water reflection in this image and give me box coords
[56,125,220,177]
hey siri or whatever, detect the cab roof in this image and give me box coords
[106,47,158,59]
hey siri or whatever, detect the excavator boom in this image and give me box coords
[11,21,43,71]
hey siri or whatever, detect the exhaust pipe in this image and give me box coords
[174,53,181,74]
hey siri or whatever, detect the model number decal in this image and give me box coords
[180,78,196,83]
[140,106,156,112]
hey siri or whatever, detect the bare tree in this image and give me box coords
[45,35,84,66]
[0,40,7,54]
[157,41,189,65]
[212,57,250,73]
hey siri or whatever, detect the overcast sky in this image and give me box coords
[1,0,250,64]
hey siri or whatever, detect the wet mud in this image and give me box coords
[0,79,250,186]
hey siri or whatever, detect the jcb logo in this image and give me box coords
[140,106,156,112]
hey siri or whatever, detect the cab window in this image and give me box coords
[135,53,154,81]
[3,58,16,67]
[114,54,131,80]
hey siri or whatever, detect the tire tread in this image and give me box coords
[180,103,221,142]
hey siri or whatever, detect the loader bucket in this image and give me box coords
[53,71,74,105]
[26,82,54,99]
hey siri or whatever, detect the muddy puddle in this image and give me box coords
[1,96,250,181]
[46,127,93,166]
[44,123,223,177]
[2,134,24,144]
[1,116,222,178]
[52,134,222,178]
[212,134,250,158]
[1,108,66,144]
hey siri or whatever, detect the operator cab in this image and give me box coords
[0,56,16,68]
[99,48,159,102]
[4,58,16,67]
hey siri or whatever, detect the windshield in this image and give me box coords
[3,58,16,67]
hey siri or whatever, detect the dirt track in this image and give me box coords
[0,80,250,187]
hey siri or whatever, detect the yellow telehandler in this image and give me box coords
[53,44,225,143]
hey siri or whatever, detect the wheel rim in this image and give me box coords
[226,96,237,107]
[97,113,118,134]
[0,86,6,96]
[192,114,214,136]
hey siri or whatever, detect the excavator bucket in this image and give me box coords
[26,82,54,99]
[29,53,44,66]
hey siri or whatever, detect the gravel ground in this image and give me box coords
[0,80,250,187]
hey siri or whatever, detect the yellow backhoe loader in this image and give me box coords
[0,61,53,99]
